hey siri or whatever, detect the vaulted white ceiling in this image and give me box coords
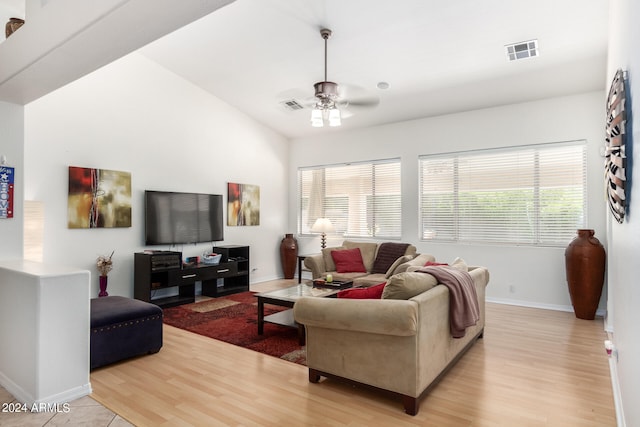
[0,0,235,104]
[1,0,609,140]
[138,0,609,139]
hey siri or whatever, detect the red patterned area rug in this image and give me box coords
[162,291,306,365]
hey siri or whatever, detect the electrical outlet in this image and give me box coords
[509,285,515,293]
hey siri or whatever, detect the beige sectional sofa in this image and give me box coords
[293,263,490,415]
[303,240,425,287]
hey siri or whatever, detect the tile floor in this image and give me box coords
[0,385,133,427]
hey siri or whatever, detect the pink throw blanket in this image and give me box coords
[416,266,480,338]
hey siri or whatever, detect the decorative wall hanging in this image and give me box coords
[5,17,24,38]
[604,68,627,223]
[0,165,15,219]
[227,182,260,226]
[68,166,132,228]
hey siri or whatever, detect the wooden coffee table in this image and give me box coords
[255,282,352,344]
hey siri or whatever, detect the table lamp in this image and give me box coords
[311,218,334,249]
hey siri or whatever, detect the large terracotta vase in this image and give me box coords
[280,234,298,279]
[564,229,606,320]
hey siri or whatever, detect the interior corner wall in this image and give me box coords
[605,0,640,425]
[24,53,290,297]
[0,101,24,259]
[290,91,607,312]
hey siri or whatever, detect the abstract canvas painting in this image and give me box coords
[68,166,132,228]
[227,182,260,226]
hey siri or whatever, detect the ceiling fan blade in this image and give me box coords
[344,97,380,108]
[337,83,380,109]
[340,109,355,119]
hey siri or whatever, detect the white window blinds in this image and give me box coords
[419,142,587,246]
[298,159,401,238]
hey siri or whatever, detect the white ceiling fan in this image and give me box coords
[280,28,380,127]
[309,28,379,127]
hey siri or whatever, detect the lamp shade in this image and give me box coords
[311,108,324,127]
[328,108,341,127]
[311,218,334,233]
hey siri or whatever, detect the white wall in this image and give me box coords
[606,0,640,425]
[0,101,23,259]
[24,53,290,298]
[0,261,91,405]
[291,91,607,312]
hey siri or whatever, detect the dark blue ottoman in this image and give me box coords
[90,296,163,369]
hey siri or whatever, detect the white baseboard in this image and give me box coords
[608,351,626,426]
[0,371,28,404]
[38,383,93,406]
[486,297,606,318]
[0,371,91,406]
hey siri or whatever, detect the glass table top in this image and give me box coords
[256,283,339,302]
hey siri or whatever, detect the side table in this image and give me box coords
[297,254,316,283]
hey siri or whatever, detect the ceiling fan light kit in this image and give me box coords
[305,28,379,128]
[311,28,342,128]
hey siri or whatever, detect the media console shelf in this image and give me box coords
[134,246,250,308]
[203,245,250,298]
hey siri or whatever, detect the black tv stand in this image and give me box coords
[134,246,250,308]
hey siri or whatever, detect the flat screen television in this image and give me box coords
[145,190,224,245]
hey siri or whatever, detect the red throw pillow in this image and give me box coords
[331,248,367,273]
[337,282,386,299]
[424,261,449,267]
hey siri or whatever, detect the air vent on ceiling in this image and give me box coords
[280,99,305,111]
[505,39,538,61]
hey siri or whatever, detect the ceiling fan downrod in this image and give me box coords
[321,28,331,82]
[314,28,338,102]
[311,28,341,127]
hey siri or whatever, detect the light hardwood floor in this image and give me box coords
[88,279,616,427]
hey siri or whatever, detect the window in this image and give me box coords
[298,159,401,239]
[419,142,586,246]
